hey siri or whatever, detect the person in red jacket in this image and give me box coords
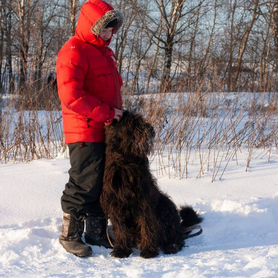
[56,0,123,257]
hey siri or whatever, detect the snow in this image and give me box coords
[0,151,278,278]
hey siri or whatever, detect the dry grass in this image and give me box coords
[0,84,64,162]
[1,84,277,180]
[124,90,278,181]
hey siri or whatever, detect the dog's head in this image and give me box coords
[105,110,155,157]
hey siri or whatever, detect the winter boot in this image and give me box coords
[59,213,92,257]
[84,215,113,248]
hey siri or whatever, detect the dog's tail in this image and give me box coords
[179,206,203,238]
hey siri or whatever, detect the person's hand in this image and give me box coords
[104,108,123,126]
[113,108,123,121]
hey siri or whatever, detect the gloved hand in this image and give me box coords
[105,108,123,126]
[113,108,123,121]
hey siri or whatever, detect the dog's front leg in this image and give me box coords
[110,218,132,258]
[137,214,159,258]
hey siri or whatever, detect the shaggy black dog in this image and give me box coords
[101,111,202,258]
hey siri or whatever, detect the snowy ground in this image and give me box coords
[0,150,277,278]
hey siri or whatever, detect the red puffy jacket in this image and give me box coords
[56,0,123,144]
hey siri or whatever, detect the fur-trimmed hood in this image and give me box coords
[75,0,123,47]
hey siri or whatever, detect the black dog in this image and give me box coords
[101,111,202,258]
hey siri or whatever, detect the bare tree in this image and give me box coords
[5,1,14,94]
[70,0,79,36]
[14,0,40,90]
[224,0,239,92]
[233,0,260,90]
[272,1,278,90]
[0,1,4,94]
[113,0,137,73]
[0,0,276,95]
[31,1,59,89]
[146,0,206,92]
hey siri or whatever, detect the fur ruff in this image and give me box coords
[92,10,123,35]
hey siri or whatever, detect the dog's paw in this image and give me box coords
[161,243,183,254]
[140,249,159,258]
[111,247,132,258]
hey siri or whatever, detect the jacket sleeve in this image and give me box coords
[56,47,115,122]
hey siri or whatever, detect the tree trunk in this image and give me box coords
[70,0,78,36]
[18,0,31,91]
[272,3,278,59]
[160,36,174,93]
[226,0,237,92]
[0,17,3,95]
[6,3,14,94]
[233,0,259,91]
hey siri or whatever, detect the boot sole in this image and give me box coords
[59,238,92,257]
[73,250,92,257]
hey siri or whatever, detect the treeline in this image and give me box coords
[0,0,277,96]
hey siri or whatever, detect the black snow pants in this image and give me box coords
[61,142,106,220]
